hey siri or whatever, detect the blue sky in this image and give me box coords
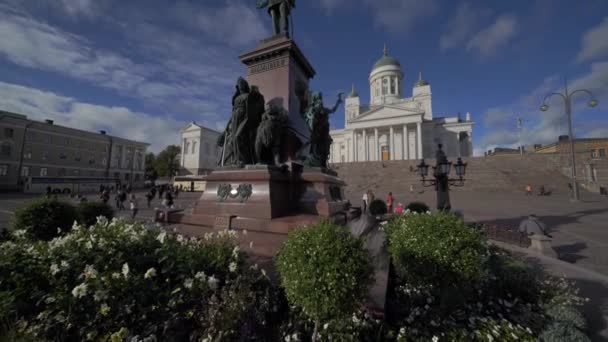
[0,0,607,154]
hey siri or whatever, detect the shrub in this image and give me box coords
[405,201,429,213]
[0,218,276,341]
[368,199,387,216]
[385,212,488,288]
[539,322,590,342]
[11,198,78,241]
[77,202,114,228]
[276,220,373,337]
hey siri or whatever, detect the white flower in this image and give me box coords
[84,265,98,279]
[72,283,88,298]
[352,314,360,324]
[229,262,237,273]
[85,241,93,249]
[261,269,267,277]
[96,215,109,225]
[432,336,439,342]
[285,335,291,342]
[122,263,130,278]
[426,211,432,214]
[195,271,206,281]
[112,272,121,279]
[250,264,259,271]
[232,246,240,257]
[486,333,494,342]
[100,303,110,316]
[323,323,329,330]
[207,275,218,289]
[176,234,184,243]
[156,231,167,244]
[13,229,26,238]
[184,278,193,289]
[72,220,80,231]
[50,263,60,275]
[144,268,157,279]
[57,227,62,234]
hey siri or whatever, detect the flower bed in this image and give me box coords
[0,218,278,341]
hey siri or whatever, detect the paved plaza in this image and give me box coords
[2,188,608,277]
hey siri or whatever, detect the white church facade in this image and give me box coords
[329,46,474,163]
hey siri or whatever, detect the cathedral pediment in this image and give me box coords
[351,105,421,123]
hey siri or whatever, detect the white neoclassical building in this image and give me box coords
[179,122,222,176]
[329,46,474,163]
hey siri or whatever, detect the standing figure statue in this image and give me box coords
[218,77,265,167]
[303,91,343,168]
[256,0,296,36]
[255,99,289,165]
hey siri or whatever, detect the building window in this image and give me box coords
[0,164,8,176]
[21,166,30,177]
[4,128,14,138]
[89,158,95,165]
[382,78,388,95]
[192,141,197,154]
[74,169,80,176]
[102,157,107,166]
[185,141,190,155]
[390,76,396,94]
[600,149,606,157]
[375,87,379,97]
[591,149,599,159]
[23,147,32,159]
[1,142,11,156]
[124,173,130,181]
[40,167,48,176]
[42,151,48,161]
[58,168,66,176]
[59,152,67,160]
[26,132,34,141]
[75,151,81,161]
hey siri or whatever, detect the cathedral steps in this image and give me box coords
[331,154,578,201]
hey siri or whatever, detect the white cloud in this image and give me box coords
[170,2,268,47]
[0,81,184,153]
[577,17,608,62]
[477,64,608,152]
[466,14,518,57]
[439,2,491,51]
[59,0,96,18]
[364,0,438,34]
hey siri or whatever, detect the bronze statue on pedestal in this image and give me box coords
[256,0,296,36]
[302,91,343,168]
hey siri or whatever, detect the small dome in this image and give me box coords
[414,72,429,87]
[372,44,401,71]
[348,84,359,98]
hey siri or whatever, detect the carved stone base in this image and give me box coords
[167,165,349,234]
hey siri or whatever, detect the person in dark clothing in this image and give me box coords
[120,191,127,210]
[145,191,153,208]
[158,186,164,200]
[164,191,174,208]
[101,190,110,204]
[46,186,52,198]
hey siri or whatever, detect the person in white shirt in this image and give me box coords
[362,192,368,213]
[129,194,139,220]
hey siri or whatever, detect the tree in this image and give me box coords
[155,145,181,177]
[145,153,158,181]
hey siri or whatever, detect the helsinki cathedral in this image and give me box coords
[329,45,474,163]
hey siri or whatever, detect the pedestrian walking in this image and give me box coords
[525,184,532,196]
[129,194,139,219]
[115,192,121,210]
[362,191,368,213]
[164,191,174,209]
[367,190,375,204]
[395,203,404,214]
[145,191,153,209]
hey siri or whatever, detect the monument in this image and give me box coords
[166,1,349,234]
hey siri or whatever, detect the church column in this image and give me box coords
[350,131,356,162]
[353,130,358,162]
[374,128,379,161]
[416,122,423,159]
[389,126,395,160]
[362,129,368,161]
[403,125,408,160]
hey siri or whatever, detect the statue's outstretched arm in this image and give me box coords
[328,92,344,114]
[256,0,269,9]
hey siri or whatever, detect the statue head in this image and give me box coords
[237,77,250,93]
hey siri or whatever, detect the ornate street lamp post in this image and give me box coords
[540,78,598,201]
[417,144,467,211]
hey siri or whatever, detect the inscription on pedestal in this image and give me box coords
[248,58,288,75]
[215,215,233,230]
